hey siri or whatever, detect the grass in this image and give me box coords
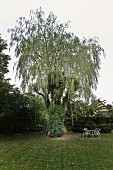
[0,132,113,170]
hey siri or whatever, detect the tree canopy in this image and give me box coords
[8,8,105,106]
[0,35,11,79]
[0,34,13,114]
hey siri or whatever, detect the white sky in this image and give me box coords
[0,0,113,104]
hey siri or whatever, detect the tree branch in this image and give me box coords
[33,86,50,109]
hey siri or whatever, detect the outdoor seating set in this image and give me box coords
[82,128,101,137]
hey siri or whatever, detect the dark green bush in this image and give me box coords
[0,115,14,134]
[66,116,113,133]
[84,121,97,129]
[98,123,113,133]
[0,108,41,134]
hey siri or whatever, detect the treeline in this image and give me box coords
[0,34,44,134]
[0,87,44,134]
[1,32,113,135]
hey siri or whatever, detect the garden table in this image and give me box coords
[87,130,95,137]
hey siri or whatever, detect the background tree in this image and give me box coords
[0,34,10,78]
[8,8,105,136]
[0,34,44,134]
[0,34,13,115]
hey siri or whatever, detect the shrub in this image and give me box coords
[49,105,65,137]
[84,121,97,129]
[111,129,113,133]
[98,123,113,133]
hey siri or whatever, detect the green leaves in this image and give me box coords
[8,8,105,103]
[0,34,13,116]
[0,35,11,78]
[49,105,65,137]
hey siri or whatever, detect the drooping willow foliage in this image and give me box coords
[8,8,105,107]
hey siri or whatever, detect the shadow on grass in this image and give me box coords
[0,131,46,142]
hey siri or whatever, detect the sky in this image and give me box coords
[0,0,113,104]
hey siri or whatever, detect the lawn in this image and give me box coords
[0,132,113,170]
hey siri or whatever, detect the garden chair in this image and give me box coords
[82,128,89,137]
[94,128,101,137]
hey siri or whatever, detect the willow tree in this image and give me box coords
[8,8,104,136]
